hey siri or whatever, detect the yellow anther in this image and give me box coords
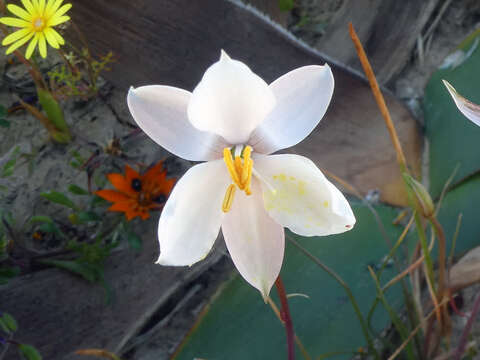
[222,146,254,211]
[223,148,241,185]
[222,184,236,212]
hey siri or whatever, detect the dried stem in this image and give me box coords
[275,276,295,360]
[348,23,408,172]
[453,290,480,360]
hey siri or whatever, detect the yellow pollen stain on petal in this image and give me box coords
[222,146,253,212]
[323,200,329,208]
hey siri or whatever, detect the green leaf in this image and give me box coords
[126,231,142,251]
[0,104,7,118]
[2,158,16,178]
[76,211,101,223]
[40,191,77,210]
[0,266,20,285]
[0,119,10,128]
[278,0,294,11]
[424,30,480,197]
[18,344,42,360]
[2,312,18,332]
[68,184,90,195]
[174,204,408,359]
[29,215,54,224]
[39,259,101,283]
[37,88,68,133]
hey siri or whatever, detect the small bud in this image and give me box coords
[402,173,434,218]
[68,213,79,225]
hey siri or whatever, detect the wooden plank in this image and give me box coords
[0,216,227,359]
[69,0,422,206]
[316,0,440,83]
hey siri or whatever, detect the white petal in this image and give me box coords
[127,86,228,161]
[443,80,480,127]
[157,160,230,266]
[254,154,355,236]
[250,65,334,154]
[222,179,284,299]
[188,50,276,145]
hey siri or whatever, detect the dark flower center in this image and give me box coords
[131,178,142,192]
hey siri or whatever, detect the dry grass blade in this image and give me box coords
[387,298,449,360]
[75,349,122,360]
[348,23,408,171]
[383,227,434,291]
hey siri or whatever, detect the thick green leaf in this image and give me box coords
[0,119,10,128]
[76,211,101,224]
[436,173,480,256]
[40,191,77,210]
[18,344,42,360]
[68,184,90,195]
[174,204,407,360]
[424,31,480,197]
[37,88,68,133]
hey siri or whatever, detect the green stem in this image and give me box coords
[286,234,380,360]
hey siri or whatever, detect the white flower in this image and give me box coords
[443,80,480,126]
[127,50,356,299]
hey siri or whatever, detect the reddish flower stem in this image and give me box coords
[275,276,295,360]
[454,291,480,360]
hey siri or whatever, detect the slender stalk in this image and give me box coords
[286,235,380,360]
[267,297,312,360]
[453,291,480,360]
[348,23,408,172]
[275,276,295,360]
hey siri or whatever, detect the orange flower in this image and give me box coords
[96,162,175,221]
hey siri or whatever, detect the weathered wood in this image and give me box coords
[0,215,226,359]
[69,0,421,206]
[316,0,440,84]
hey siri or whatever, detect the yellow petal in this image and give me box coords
[49,27,64,45]
[2,27,32,45]
[7,4,32,21]
[0,17,30,28]
[44,27,59,48]
[38,32,47,58]
[21,0,35,15]
[25,32,39,59]
[48,14,69,27]
[45,0,62,18]
[44,0,55,16]
[5,31,34,54]
[53,2,70,17]
[38,0,46,14]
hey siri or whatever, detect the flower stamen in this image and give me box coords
[222,146,253,212]
[222,184,236,212]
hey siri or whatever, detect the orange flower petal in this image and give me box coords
[96,189,131,203]
[125,165,140,183]
[107,173,136,195]
[143,161,166,182]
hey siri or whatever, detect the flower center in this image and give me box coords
[32,17,45,32]
[222,145,253,212]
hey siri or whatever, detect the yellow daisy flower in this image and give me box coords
[0,0,71,59]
